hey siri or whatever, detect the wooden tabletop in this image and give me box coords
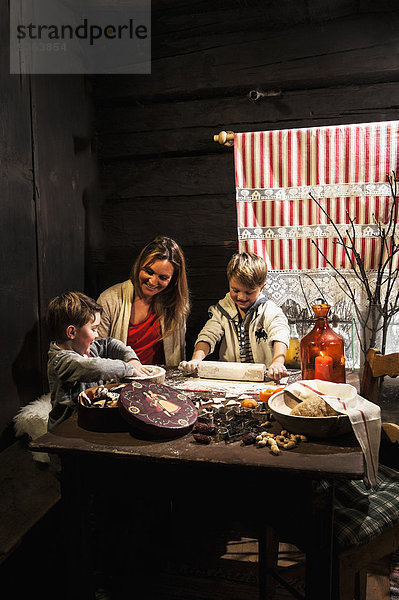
[31,412,363,479]
[31,368,364,481]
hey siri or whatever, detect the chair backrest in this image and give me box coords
[360,348,399,404]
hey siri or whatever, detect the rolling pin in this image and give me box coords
[197,361,266,382]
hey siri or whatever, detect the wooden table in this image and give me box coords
[31,369,365,600]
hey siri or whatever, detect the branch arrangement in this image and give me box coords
[309,171,399,361]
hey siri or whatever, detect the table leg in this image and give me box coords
[258,525,279,600]
[305,480,335,600]
[60,455,96,600]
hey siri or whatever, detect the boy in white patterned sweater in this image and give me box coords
[180,252,289,382]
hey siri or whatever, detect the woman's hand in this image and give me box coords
[267,361,288,382]
[128,359,153,377]
[178,359,201,374]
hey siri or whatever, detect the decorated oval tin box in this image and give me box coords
[118,380,197,438]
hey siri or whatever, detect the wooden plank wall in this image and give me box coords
[30,75,99,379]
[0,39,38,446]
[90,0,399,355]
[1,2,98,445]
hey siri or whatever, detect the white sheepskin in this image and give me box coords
[13,394,52,463]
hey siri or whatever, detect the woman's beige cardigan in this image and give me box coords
[97,280,185,366]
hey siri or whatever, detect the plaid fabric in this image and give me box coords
[319,465,399,549]
[391,548,399,599]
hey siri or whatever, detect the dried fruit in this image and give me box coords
[240,397,258,409]
[242,432,257,445]
[194,422,216,436]
[193,433,213,444]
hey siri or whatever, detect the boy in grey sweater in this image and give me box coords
[47,291,150,430]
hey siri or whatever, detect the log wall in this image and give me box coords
[90,0,399,354]
[1,1,98,445]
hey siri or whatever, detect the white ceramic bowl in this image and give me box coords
[268,390,351,438]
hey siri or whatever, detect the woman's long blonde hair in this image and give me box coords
[131,236,190,338]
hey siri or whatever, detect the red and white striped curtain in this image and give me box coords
[234,121,399,273]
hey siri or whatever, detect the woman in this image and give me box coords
[97,236,190,366]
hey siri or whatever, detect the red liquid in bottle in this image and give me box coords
[300,303,346,383]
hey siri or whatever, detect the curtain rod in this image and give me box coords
[213,130,235,146]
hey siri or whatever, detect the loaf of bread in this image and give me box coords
[290,397,339,417]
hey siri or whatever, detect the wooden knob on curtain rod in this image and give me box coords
[213,131,235,146]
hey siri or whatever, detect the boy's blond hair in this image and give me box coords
[226,252,267,289]
[47,291,103,342]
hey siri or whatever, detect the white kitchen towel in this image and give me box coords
[285,379,381,488]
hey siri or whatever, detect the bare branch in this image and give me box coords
[301,273,326,305]
[309,193,361,276]
[308,172,399,359]
[298,276,313,313]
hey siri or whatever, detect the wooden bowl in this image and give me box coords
[77,384,129,432]
[123,365,166,384]
[268,390,351,438]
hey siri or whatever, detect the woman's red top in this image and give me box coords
[127,306,165,365]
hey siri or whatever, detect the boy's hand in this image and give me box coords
[178,359,201,374]
[267,362,288,382]
[128,359,153,377]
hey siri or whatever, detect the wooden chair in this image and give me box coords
[261,348,399,600]
[360,347,399,404]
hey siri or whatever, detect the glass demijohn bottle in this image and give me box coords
[300,302,346,383]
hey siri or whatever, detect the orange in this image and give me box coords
[240,397,258,409]
[259,387,284,403]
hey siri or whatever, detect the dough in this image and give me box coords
[290,397,339,417]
